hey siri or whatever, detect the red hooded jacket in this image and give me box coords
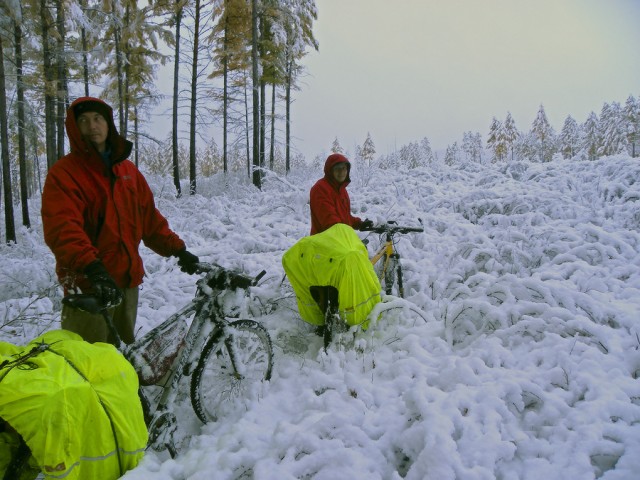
[42,97,186,291]
[309,153,363,235]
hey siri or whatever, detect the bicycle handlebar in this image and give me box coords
[360,220,424,235]
[196,262,266,291]
[63,264,266,314]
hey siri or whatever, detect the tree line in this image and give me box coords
[0,0,318,243]
[327,96,640,170]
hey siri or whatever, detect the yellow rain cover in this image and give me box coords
[282,223,381,327]
[0,329,147,480]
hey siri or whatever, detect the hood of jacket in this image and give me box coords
[66,97,132,165]
[323,153,352,188]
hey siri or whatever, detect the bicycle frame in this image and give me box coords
[363,220,423,298]
[141,300,212,456]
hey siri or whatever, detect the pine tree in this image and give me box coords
[623,95,640,157]
[360,132,375,167]
[558,115,580,159]
[581,112,600,161]
[530,104,556,162]
[444,142,459,166]
[599,102,627,156]
[487,117,506,162]
[502,112,519,161]
[420,137,435,164]
[331,137,343,153]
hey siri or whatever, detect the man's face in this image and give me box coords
[77,112,109,153]
[332,162,348,183]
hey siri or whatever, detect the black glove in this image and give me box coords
[360,219,374,230]
[176,249,200,274]
[84,260,123,307]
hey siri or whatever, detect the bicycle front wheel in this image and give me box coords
[383,255,398,296]
[190,319,273,424]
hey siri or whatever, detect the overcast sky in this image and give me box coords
[289,0,640,160]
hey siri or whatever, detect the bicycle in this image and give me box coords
[361,220,424,298]
[314,220,423,350]
[62,262,273,458]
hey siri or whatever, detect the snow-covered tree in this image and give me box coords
[330,137,344,153]
[530,104,556,162]
[623,95,640,157]
[599,102,627,156]
[462,131,483,163]
[502,112,519,161]
[487,117,506,163]
[444,142,460,166]
[360,132,376,167]
[399,142,422,169]
[580,112,600,161]
[420,137,435,165]
[558,115,581,159]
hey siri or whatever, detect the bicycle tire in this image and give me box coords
[383,255,398,296]
[190,319,273,424]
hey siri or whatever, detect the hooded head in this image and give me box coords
[73,100,112,123]
[324,153,351,186]
[65,97,131,164]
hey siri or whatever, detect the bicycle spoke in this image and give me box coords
[190,320,272,423]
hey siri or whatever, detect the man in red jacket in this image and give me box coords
[309,153,372,235]
[42,97,199,345]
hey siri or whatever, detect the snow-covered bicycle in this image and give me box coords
[361,220,424,297]
[63,262,273,458]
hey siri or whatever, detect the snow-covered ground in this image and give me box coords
[2,155,640,479]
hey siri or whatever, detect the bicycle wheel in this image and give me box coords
[190,319,273,424]
[383,255,398,296]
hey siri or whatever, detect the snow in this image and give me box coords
[2,155,640,479]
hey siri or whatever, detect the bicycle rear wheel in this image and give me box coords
[190,319,273,424]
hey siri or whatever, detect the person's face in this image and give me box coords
[77,112,109,153]
[332,162,348,183]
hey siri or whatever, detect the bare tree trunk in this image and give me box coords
[134,106,139,166]
[285,61,291,173]
[42,0,57,169]
[15,20,31,228]
[55,0,66,159]
[172,1,183,197]
[188,0,201,195]
[222,9,228,174]
[244,76,250,177]
[251,0,260,189]
[259,80,265,172]
[80,0,90,96]
[122,3,131,138]
[269,83,275,170]
[0,33,17,243]
[112,0,125,134]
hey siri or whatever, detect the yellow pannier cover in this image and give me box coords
[0,329,147,480]
[282,223,381,327]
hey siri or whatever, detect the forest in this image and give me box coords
[0,0,318,243]
[0,0,639,246]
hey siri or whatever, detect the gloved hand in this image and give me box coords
[84,260,123,307]
[360,218,374,230]
[176,249,200,274]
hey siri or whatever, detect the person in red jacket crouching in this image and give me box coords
[42,97,199,345]
[309,153,373,235]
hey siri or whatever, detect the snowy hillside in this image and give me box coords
[1,155,640,479]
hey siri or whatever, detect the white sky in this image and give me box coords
[290,0,640,159]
